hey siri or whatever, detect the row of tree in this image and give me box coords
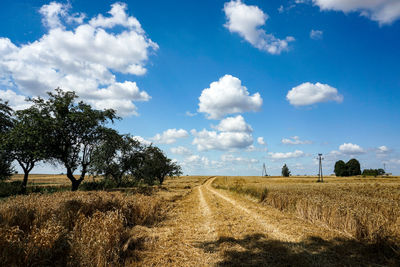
[362,168,385,177]
[334,159,386,177]
[0,89,181,193]
[334,159,361,177]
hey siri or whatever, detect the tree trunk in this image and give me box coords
[17,160,34,194]
[71,179,82,191]
[66,167,85,191]
[20,171,29,194]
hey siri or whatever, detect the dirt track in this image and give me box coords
[133,177,386,266]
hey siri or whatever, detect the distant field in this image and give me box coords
[1,175,399,265]
[10,174,96,186]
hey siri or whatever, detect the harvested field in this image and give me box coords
[131,176,400,266]
[1,175,399,266]
[213,176,400,253]
[10,174,81,186]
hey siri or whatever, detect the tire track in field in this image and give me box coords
[197,185,218,240]
[204,177,295,242]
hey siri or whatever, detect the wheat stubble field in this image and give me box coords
[1,175,400,266]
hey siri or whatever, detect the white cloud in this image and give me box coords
[223,0,295,54]
[376,145,391,157]
[191,129,253,151]
[152,129,189,144]
[310,29,323,39]
[39,2,68,29]
[183,155,210,167]
[170,146,192,155]
[0,89,31,110]
[89,3,142,30]
[213,115,253,133]
[221,154,259,164]
[191,114,255,151]
[185,111,197,117]
[0,2,158,116]
[268,150,305,159]
[286,82,343,106]
[257,137,266,145]
[198,74,262,119]
[278,5,285,13]
[132,136,152,146]
[311,0,400,25]
[282,136,312,145]
[377,145,389,153]
[339,143,365,154]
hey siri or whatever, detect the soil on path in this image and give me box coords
[130,177,389,266]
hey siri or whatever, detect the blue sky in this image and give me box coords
[1,0,400,175]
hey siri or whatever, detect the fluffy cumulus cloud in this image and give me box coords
[152,129,189,144]
[286,82,343,106]
[223,0,294,54]
[268,150,305,159]
[339,143,365,154]
[221,154,259,164]
[191,129,253,151]
[257,137,266,145]
[310,29,323,39]
[0,89,31,110]
[311,0,400,25]
[0,2,158,116]
[213,115,253,133]
[181,155,211,169]
[191,114,255,151]
[282,136,312,145]
[170,146,192,155]
[198,75,262,119]
[132,136,152,146]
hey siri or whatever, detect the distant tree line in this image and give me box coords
[334,159,361,177]
[362,169,385,177]
[334,158,386,177]
[0,88,181,193]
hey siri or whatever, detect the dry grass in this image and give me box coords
[0,176,209,266]
[0,191,165,266]
[213,176,400,252]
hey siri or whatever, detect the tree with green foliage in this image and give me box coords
[0,100,14,180]
[5,106,50,193]
[362,168,385,177]
[32,89,118,191]
[133,146,182,185]
[346,158,361,176]
[90,130,144,186]
[334,159,361,177]
[281,164,290,177]
[334,160,348,177]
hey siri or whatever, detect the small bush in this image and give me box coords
[80,178,139,191]
[0,181,22,197]
[0,181,69,198]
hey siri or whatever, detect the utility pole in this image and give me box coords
[317,153,324,182]
[262,163,267,177]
